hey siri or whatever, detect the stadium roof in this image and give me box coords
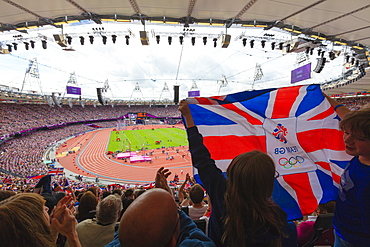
[0,0,369,99]
[0,0,369,48]
[323,68,370,95]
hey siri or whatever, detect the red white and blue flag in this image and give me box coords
[48,167,64,176]
[186,84,351,220]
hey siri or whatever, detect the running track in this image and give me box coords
[57,126,193,183]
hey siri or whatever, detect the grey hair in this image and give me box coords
[96,194,122,225]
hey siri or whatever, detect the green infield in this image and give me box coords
[107,128,188,152]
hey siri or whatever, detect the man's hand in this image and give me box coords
[155,167,172,194]
[185,173,190,183]
[178,100,195,128]
[178,100,191,117]
[322,92,351,119]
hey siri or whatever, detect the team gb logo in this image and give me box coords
[272,123,288,144]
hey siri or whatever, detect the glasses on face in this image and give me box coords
[165,209,181,246]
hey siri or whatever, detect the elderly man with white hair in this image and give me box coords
[66,194,122,247]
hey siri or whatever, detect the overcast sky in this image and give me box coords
[0,20,345,101]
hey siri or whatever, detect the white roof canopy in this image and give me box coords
[0,0,369,48]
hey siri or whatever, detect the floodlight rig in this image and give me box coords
[217,75,228,95]
[252,63,264,89]
[21,58,43,94]
[130,82,144,101]
[190,80,198,91]
[159,82,172,101]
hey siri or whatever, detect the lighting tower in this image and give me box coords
[252,63,263,89]
[159,82,172,101]
[217,75,228,95]
[130,82,144,101]
[21,58,43,94]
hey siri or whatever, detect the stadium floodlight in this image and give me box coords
[279,42,283,50]
[112,35,117,44]
[191,37,195,46]
[89,36,94,44]
[329,51,335,60]
[102,36,107,45]
[286,44,290,52]
[242,38,247,47]
[67,36,72,45]
[156,35,160,44]
[42,40,47,49]
[261,40,266,48]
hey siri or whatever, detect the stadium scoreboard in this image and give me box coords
[127,112,147,119]
[137,112,147,118]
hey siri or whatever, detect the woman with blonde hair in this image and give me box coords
[179,100,287,247]
[0,193,81,247]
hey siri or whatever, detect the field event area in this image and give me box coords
[56,124,192,184]
[108,127,188,153]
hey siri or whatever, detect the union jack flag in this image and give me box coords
[48,167,64,176]
[186,84,351,220]
[142,182,155,189]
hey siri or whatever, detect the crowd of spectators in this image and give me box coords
[336,96,370,110]
[0,168,215,247]
[0,94,368,246]
[0,102,182,179]
[2,97,368,138]
[0,103,180,137]
[0,124,91,177]
[1,96,369,179]
[0,96,369,244]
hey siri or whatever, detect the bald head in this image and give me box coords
[119,188,179,247]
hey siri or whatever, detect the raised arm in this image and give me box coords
[323,93,351,120]
[178,100,226,196]
[179,100,195,128]
[178,173,190,204]
[155,167,172,196]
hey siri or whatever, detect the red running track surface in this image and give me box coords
[57,125,193,184]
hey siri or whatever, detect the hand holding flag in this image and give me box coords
[179,100,195,128]
[184,84,351,220]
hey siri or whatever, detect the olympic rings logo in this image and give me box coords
[278,156,304,169]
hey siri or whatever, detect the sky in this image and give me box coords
[0,20,346,101]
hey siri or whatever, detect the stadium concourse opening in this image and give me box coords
[56,124,192,184]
